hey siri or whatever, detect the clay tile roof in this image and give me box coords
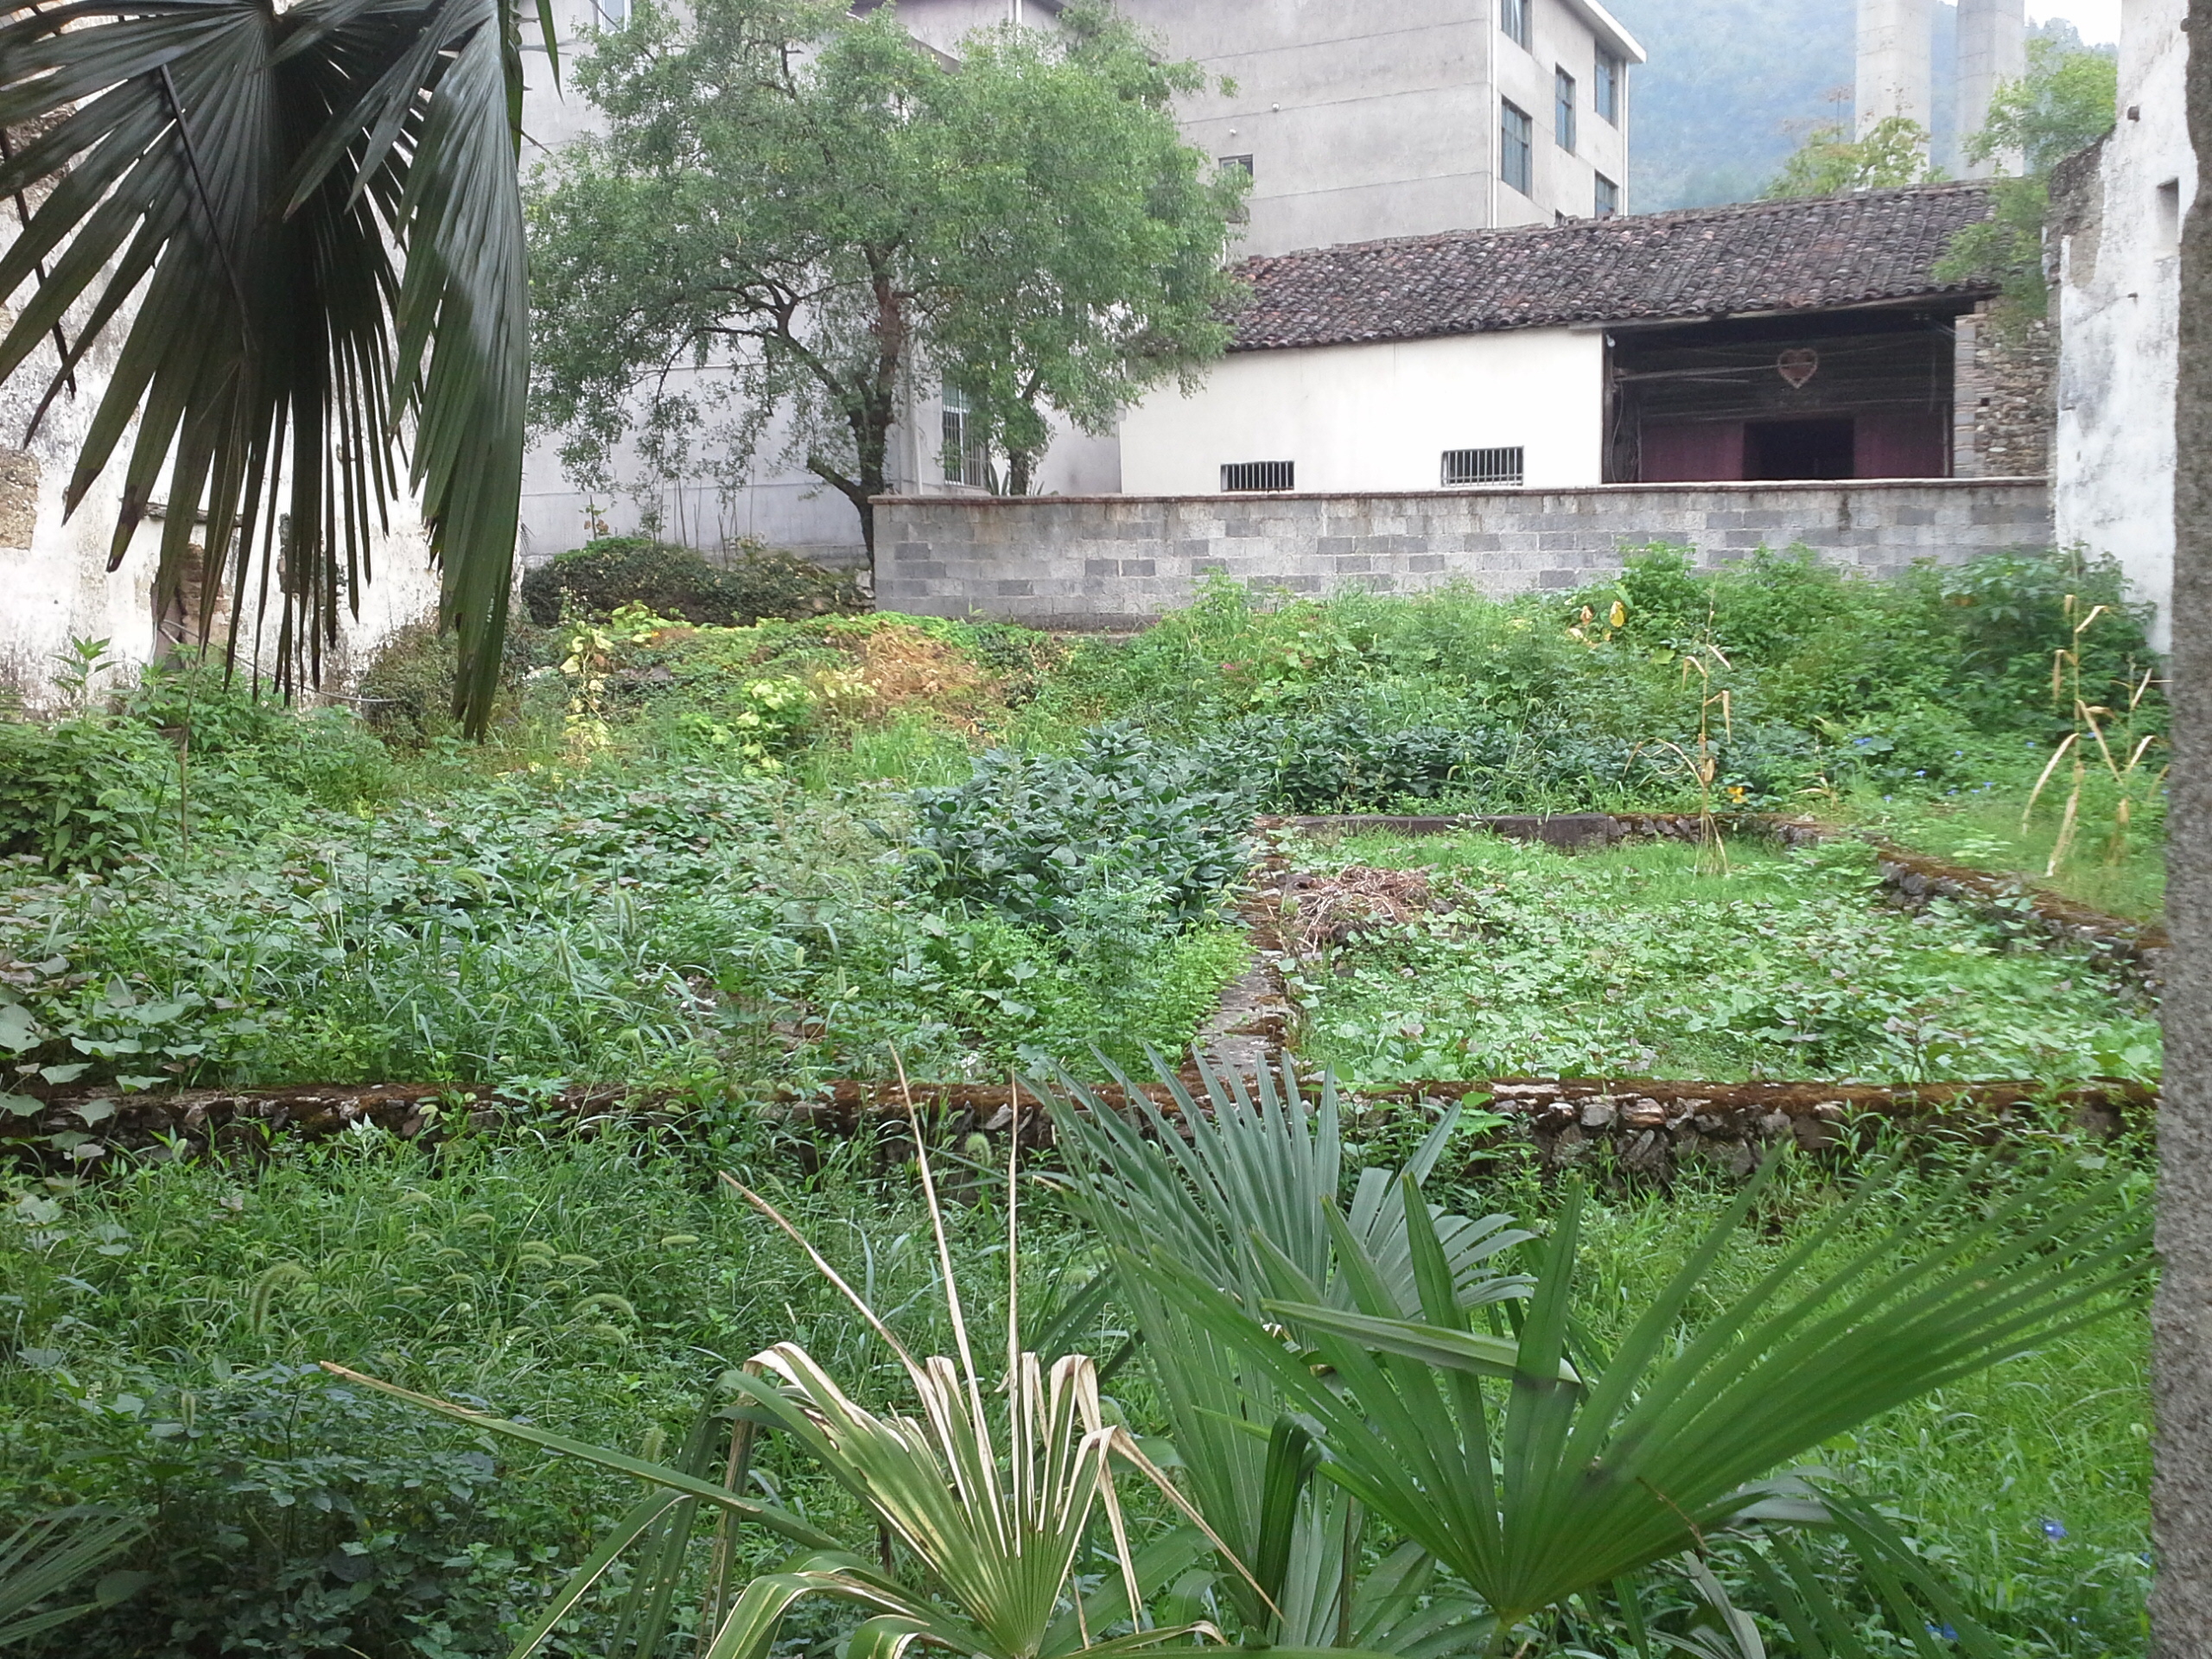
[1228,182,1999,353]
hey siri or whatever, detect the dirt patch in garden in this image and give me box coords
[832,622,999,732]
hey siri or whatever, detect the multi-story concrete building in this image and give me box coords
[894,1,1644,255]
[509,0,1649,571]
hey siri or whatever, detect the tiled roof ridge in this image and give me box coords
[1224,181,1999,353]
[1235,181,1994,273]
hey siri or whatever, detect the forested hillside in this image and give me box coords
[1612,1,2101,211]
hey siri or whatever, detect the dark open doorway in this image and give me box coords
[1745,417,1855,480]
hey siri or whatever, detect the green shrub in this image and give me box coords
[354,617,550,742]
[1938,547,2158,728]
[665,675,816,771]
[907,722,1249,936]
[518,537,864,629]
[0,713,167,870]
[22,1363,592,1659]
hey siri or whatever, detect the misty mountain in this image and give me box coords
[1611,2,2101,212]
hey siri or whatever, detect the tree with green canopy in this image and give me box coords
[0,0,553,734]
[1936,37,2120,327]
[1764,115,1937,200]
[526,0,1245,556]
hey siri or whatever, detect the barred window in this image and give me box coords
[1500,100,1533,196]
[1222,460,1294,493]
[1441,447,1524,487]
[941,382,985,487]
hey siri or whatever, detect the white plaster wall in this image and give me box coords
[0,264,442,709]
[1118,329,1605,497]
[2054,0,2190,646]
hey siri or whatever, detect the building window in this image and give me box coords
[1500,0,1530,51]
[1222,460,1294,493]
[1554,68,1576,152]
[593,0,627,25]
[942,382,985,487]
[1500,100,1533,195]
[1220,154,1253,224]
[1442,447,1524,487]
[1594,48,1620,124]
[1594,172,1618,217]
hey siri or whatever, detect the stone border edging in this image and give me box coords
[0,1072,2152,1175]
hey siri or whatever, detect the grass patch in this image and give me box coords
[1284,832,2158,1087]
[1838,779,2168,923]
[1,1129,2150,1657]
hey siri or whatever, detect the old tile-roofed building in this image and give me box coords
[1229,182,2000,353]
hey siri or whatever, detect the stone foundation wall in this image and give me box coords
[874,479,2055,627]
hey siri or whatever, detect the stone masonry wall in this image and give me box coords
[1953,302,2057,480]
[874,479,2056,628]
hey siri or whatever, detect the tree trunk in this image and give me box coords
[1006,448,1033,496]
[2157,10,2212,1654]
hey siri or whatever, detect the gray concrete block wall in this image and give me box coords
[871,480,2055,627]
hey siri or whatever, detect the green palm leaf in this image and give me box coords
[1136,1155,2147,1635]
[0,0,544,732]
[0,1505,149,1645]
[1047,1053,1526,1651]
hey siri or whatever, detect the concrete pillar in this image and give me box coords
[2158,7,2212,1656]
[1957,0,2027,175]
[1857,0,1933,135]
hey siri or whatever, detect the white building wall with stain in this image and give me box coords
[0,207,444,707]
[2054,0,2191,647]
[1118,328,1606,499]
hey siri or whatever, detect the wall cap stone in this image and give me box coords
[874,478,2053,509]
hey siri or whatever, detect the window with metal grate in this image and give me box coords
[942,382,987,487]
[1441,446,1524,486]
[1221,461,1294,493]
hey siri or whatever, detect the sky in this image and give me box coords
[2027,0,2120,46]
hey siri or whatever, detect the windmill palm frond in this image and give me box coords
[0,0,545,731]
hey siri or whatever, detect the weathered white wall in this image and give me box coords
[1118,329,1605,497]
[0,270,442,709]
[2055,0,2191,646]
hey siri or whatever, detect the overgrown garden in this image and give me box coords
[0,544,2164,1656]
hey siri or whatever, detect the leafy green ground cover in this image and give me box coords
[0,544,2166,1105]
[0,1122,2150,1657]
[0,546,2164,1653]
[1287,833,2160,1089]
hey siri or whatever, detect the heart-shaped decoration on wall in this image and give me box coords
[1777,347,1820,390]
